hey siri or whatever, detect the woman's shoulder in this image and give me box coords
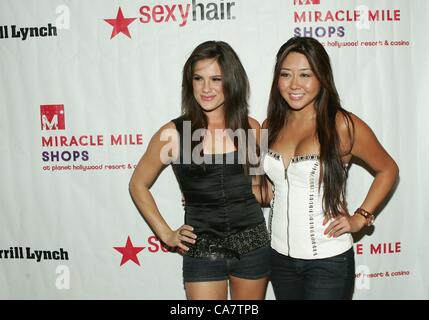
[248,116,261,130]
[146,121,180,163]
[159,115,192,132]
[336,110,371,133]
[169,115,187,129]
[157,120,177,133]
[335,109,377,155]
[150,120,180,144]
[335,109,354,132]
[261,119,268,129]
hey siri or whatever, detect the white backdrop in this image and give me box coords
[1,0,428,299]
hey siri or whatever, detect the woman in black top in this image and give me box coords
[129,41,270,299]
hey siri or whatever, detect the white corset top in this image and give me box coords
[263,150,352,259]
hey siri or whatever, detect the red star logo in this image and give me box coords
[104,7,137,39]
[114,236,145,266]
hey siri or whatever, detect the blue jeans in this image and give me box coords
[270,247,355,300]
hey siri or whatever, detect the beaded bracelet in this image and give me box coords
[354,208,375,226]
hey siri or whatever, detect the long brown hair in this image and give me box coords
[267,37,354,217]
[181,41,258,171]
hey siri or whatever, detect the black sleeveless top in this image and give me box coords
[170,116,269,259]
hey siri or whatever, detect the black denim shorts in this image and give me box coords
[183,245,271,283]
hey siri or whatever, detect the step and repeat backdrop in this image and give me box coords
[1,0,428,299]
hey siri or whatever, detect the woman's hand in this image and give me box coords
[323,214,366,237]
[163,224,197,251]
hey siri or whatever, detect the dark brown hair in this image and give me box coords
[181,41,259,172]
[267,37,354,217]
[182,40,249,132]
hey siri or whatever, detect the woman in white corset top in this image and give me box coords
[262,37,399,300]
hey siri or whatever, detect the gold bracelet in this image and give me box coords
[354,208,375,226]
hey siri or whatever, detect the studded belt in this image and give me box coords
[184,222,270,260]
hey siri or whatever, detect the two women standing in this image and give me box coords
[129,37,399,300]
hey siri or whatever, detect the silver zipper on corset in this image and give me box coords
[285,167,291,255]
